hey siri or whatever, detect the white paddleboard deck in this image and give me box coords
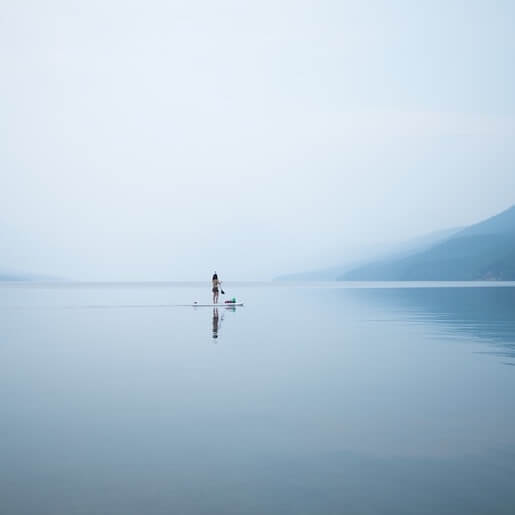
[189,303,244,307]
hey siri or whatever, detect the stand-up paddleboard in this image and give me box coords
[188,302,244,307]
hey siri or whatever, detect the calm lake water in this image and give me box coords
[1,282,515,515]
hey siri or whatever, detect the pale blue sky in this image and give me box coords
[1,1,514,279]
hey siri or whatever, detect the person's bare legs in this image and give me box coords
[214,291,219,304]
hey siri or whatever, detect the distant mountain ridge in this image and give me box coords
[0,268,62,282]
[341,205,515,281]
[275,226,462,281]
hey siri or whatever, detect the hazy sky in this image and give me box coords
[2,0,514,280]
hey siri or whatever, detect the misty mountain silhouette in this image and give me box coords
[275,227,461,281]
[341,205,515,280]
[0,268,61,282]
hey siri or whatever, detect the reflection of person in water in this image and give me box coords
[212,308,219,339]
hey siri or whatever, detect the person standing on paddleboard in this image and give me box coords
[212,272,223,304]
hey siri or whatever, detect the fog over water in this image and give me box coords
[2,1,514,280]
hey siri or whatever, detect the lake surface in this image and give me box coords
[1,282,515,514]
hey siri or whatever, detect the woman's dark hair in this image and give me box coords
[212,273,218,280]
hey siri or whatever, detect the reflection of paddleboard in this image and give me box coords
[191,303,244,307]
